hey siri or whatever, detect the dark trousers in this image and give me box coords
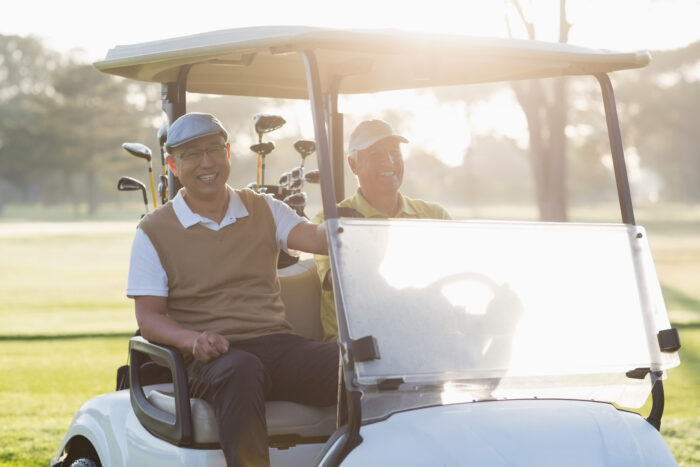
[186,333,339,467]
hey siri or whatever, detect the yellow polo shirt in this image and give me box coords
[312,189,451,342]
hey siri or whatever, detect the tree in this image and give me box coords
[616,41,700,202]
[0,34,162,215]
[0,35,60,211]
[507,0,571,221]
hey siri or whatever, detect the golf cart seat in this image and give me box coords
[129,258,337,448]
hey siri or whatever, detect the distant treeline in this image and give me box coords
[1,34,698,217]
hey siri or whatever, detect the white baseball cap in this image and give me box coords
[348,120,408,153]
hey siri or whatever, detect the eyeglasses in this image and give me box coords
[177,144,228,164]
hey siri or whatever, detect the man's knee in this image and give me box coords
[189,349,266,399]
[213,349,265,386]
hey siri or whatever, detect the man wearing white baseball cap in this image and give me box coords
[313,119,450,342]
[126,112,339,467]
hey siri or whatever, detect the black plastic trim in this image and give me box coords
[646,378,665,431]
[657,328,681,352]
[129,336,194,446]
[350,336,380,362]
[625,367,650,380]
[378,378,404,391]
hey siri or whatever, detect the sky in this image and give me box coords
[4,0,700,62]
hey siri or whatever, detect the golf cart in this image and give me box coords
[52,27,681,466]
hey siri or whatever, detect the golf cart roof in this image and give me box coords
[94,26,650,99]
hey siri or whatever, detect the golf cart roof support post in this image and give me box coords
[596,73,636,225]
[301,50,338,219]
[161,65,191,199]
[328,76,345,202]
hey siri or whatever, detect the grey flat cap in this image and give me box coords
[165,113,228,151]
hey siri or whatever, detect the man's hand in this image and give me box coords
[192,330,230,363]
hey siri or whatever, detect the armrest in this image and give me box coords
[129,336,194,446]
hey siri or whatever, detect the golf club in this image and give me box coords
[250,141,275,187]
[279,172,291,188]
[117,176,149,216]
[283,192,307,217]
[157,125,169,203]
[304,169,320,184]
[158,174,168,205]
[122,142,157,209]
[253,114,286,143]
[293,140,315,168]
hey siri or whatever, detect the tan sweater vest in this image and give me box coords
[139,189,293,342]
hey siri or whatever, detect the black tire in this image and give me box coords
[70,458,98,467]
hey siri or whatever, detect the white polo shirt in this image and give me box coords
[126,187,305,298]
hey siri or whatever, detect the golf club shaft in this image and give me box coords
[147,165,157,209]
[160,157,168,201]
[261,156,266,186]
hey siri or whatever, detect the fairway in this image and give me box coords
[0,337,129,467]
[0,215,698,466]
[0,223,137,336]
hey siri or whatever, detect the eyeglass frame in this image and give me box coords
[174,143,230,164]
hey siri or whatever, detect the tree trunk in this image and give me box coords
[510,0,570,221]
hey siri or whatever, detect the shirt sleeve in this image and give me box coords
[263,195,306,252]
[126,228,169,298]
[437,204,452,220]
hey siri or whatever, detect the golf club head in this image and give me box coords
[117,176,146,192]
[157,125,168,146]
[289,178,303,191]
[158,174,168,203]
[291,167,303,180]
[304,169,320,184]
[283,192,307,211]
[250,141,275,157]
[117,176,149,209]
[253,114,286,140]
[279,172,291,187]
[122,142,153,162]
[246,182,258,191]
[293,140,316,158]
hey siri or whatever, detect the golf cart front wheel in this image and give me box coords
[70,458,98,467]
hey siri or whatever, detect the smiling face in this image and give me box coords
[167,133,230,201]
[348,136,404,199]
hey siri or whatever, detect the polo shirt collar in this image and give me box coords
[172,186,249,228]
[351,189,417,218]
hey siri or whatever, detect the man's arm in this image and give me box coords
[135,295,229,363]
[287,221,328,255]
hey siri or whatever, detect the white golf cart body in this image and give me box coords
[52,27,681,466]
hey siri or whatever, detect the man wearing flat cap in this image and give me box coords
[313,119,451,342]
[126,112,338,467]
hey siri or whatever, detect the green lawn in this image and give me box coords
[0,337,129,467]
[0,209,698,466]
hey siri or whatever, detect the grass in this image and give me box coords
[0,227,137,336]
[0,337,129,467]
[658,328,700,465]
[0,205,698,466]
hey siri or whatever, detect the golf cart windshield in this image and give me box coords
[330,218,679,413]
